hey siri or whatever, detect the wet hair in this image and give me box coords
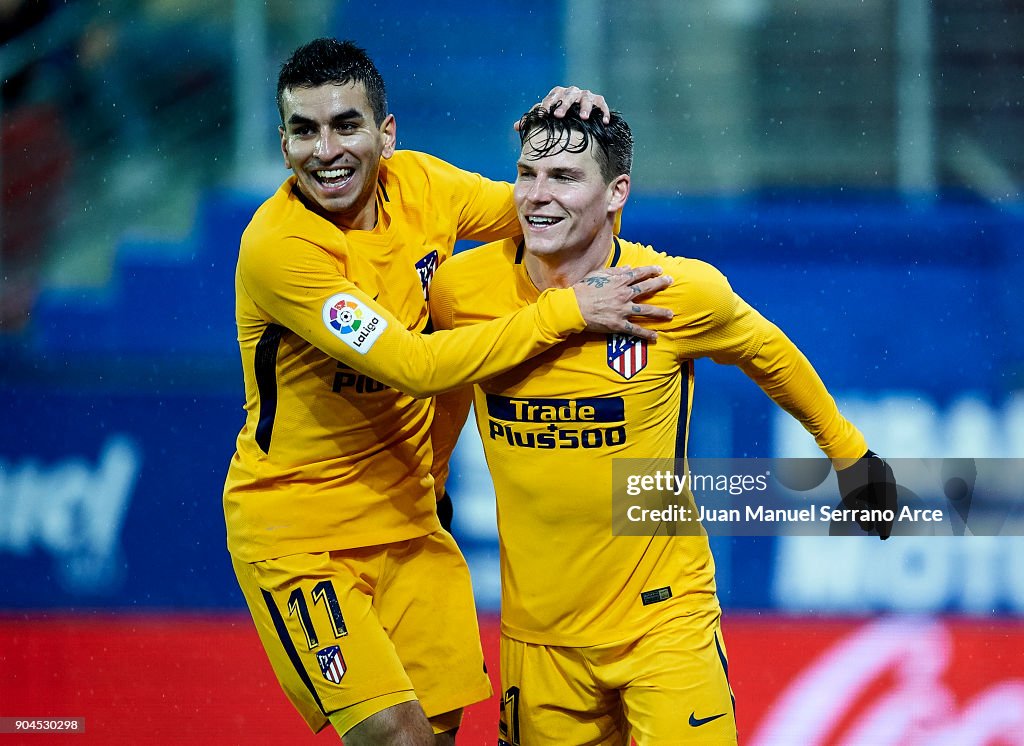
[516,102,633,183]
[276,38,388,126]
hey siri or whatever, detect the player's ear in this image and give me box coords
[608,174,630,213]
[279,126,291,169]
[380,114,397,159]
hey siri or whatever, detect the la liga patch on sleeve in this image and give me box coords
[322,293,388,353]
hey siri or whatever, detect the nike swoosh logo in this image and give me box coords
[689,712,727,727]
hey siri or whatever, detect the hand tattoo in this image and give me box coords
[584,275,611,288]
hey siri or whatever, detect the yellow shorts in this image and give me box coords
[232,530,491,735]
[498,608,736,745]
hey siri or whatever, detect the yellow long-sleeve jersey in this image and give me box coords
[223,150,588,563]
[429,237,867,646]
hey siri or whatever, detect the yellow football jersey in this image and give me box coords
[430,237,867,646]
[224,151,587,563]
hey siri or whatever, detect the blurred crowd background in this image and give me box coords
[2,1,1023,743]
[2,0,1021,326]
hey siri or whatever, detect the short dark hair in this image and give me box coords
[276,38,388,126]
[517,102,633,183]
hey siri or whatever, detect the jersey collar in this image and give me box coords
[514,236,622,267]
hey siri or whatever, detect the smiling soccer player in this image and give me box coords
[224,39,673,745]
[429,103,894,745]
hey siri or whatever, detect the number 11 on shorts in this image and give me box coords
[287,580,348,649]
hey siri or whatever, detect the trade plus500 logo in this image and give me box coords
[323,293,388,353]
[485,394,627,449]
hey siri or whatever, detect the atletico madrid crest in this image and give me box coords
[415,249,439,300]
[607,334,647,380]
[316,645,346,685]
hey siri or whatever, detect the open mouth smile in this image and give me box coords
[312,167,355,190]
[525,216,564,229]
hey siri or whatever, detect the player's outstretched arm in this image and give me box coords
[660,261,892,537]
[833,451,898,540]
[720,305,896,539]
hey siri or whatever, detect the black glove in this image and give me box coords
[437,491,454,533]
[833,450,897,540]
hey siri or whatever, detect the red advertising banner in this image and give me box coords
[726,616,1024,745]
[1,614,1021,744]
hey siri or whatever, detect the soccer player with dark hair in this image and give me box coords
[224,39,673,744]
[429,103,895,745]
